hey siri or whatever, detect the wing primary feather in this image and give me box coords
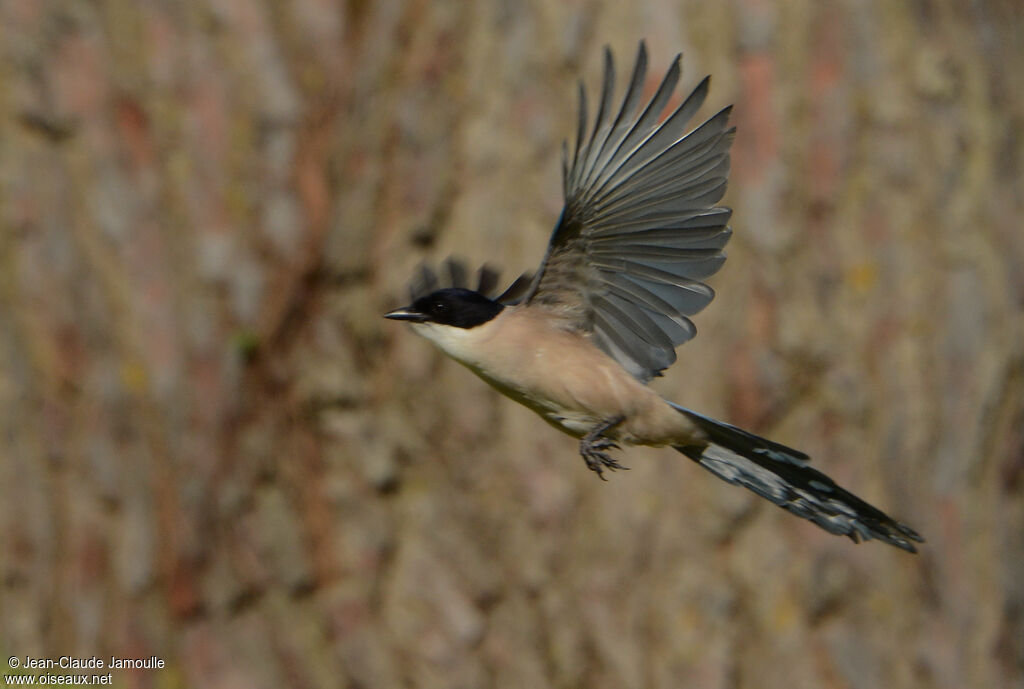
[583,55,683,203]
[590,226,731,249]
[576,48,616,192]
[476,264,501,296]
[569,81,588,191]
[591,257,719,295]
[561,140,569,197]
[445,257,468,288]
[593,243,725,262]
[594,128,733,213]
[587,79,716,204]
[409,263,439,302]
[593,250,726,281]
[606,121,734,198]
[592,110,733,214]
[580,42,649,193]
[593,181,729,228]
[495,272,534,304]
[594,150,731,222]
[585,207,733,236]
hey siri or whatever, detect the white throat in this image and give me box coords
[408,318,500,369]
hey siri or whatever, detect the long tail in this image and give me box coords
[671,404,924,553]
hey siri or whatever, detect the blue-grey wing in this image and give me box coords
[525,42,735,381]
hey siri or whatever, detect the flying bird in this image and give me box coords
[385,43,923,553]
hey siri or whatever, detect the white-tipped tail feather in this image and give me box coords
[671,405,924,552]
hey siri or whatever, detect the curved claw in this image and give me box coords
[591,437,620,452]
[579,416,628,479]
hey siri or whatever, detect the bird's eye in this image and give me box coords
[433,302,447,312]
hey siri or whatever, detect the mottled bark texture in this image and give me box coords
[2,1,1023,688]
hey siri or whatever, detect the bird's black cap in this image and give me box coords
[385,288,504,329]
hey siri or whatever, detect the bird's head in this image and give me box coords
[385,288,504,330]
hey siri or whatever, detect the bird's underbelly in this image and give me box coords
[460,357,685,444]
[466,364,600,437]
[531,405,603,438]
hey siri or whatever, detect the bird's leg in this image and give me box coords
[580,416,628,480]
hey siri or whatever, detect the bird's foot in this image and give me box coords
[580,417,628,480]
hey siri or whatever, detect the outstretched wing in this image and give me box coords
[408,257,532,305]
[524,42,735,381]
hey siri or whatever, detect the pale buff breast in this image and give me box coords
[410,306,694,445]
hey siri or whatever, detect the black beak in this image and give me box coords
[384,306,428,322]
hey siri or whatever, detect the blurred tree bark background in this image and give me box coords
[2,1,1023,688]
